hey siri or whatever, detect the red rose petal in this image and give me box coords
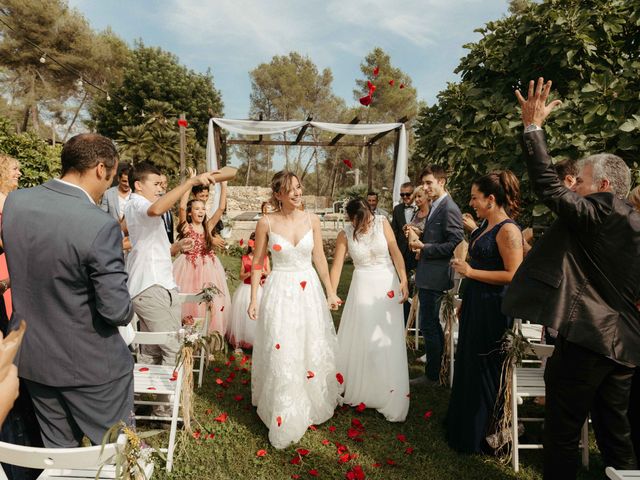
[214,412,228,423]
[214,367,221,372]
[239,239,244,246]
[177,119,188,128]
[405,446,414,455]
[424,410,433,419]
[234,395,243,402]
[207,433,215,440]
[300,281,307,290]
[296,448,310,456]
[355,402,366,413]
[359,94,372,107]
[373,66,379,76]
[321,439,330,445]
[272,244,282,252]
[342,159,353,169]
[347,428,361,439]
[192,430,200,439]
[339,452,351,463]
[307,370,315,379]
[308,425,317,431]
[329,425,337,432]
[396,434,406,443]
[205,409,212,415]
[309,469,318,477]
[399,83,405,89]
[372,462,382,468]
[292,476,301,479]
[290,456,301,465]
[336,373,344,385]
[277,416,282,427]
[256,449,267,457]
[389,79,395,86]
[386,458,396,466]
[275,343,280,350]
[241,379,249,385]
[138,367,149,372]
[215,378,224,385]
[240,355,248,365]
[387,290,395,299]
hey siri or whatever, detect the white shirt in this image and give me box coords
[55,179,95,205]
[117,191,131,220]
[125,193,176,297]
[403,205,415,224]
[428,192,448,220]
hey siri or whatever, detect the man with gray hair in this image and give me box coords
[503,78,640,479]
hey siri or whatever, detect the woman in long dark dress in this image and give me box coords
[446,170,524,454]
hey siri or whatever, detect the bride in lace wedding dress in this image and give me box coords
[248,171,342,449]
[330,198,410,422]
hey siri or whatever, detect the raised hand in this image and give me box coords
[515,77,562,127]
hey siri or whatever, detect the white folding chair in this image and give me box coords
[177,293,210,388]
[606,467,640,479]
[0,434,153,480]
[133,331,184,472]
[510,341,589,472]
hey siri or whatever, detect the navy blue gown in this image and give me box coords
[446,219,516,454]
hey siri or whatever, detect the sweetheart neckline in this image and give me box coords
[270,229,312,249]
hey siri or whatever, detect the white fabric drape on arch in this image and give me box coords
[205,118,409,208]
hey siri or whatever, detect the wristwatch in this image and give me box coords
[524,124,542,133]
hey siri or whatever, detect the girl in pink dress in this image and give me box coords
[173,183,231,335]
[228,233,270,351]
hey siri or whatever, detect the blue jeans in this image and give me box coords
[418,288,444,381]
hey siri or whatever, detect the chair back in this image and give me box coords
[0,435,124,470]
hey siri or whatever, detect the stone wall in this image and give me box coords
[226,186,331,212]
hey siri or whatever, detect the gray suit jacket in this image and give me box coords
[100,186,122,222]
[3,180,134,387]
[415,194,464,292]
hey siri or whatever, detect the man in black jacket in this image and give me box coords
[503,78,640,479]
[391,182,416,323]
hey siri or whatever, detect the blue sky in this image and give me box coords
[68,0,511,120]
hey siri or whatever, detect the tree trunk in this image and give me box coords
[245,156,252,186]
[63,92,88,141]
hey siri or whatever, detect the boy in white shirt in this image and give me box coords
[125,162,216,380]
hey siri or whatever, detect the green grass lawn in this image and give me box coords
[147,254,604,480]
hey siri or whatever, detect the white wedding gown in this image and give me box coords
[337,215,410,421]
[251,214,341,449]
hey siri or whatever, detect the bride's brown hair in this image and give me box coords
[345,198,373,240]
[269,170,300,211]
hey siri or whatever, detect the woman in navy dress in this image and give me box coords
[446,170,524,454]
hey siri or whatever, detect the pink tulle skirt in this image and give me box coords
[173,254,231,335]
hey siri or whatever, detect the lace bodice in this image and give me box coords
[343,215,391,268]
[267,215,314,272]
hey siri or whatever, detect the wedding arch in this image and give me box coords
[204,116,409,205]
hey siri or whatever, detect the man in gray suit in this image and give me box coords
[101,163,131,222]
[409,165,464,385]
[2,134,134,447]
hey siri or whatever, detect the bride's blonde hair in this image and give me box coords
[269,170,300,211]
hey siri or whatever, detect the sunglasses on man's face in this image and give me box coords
[400,193,412,197]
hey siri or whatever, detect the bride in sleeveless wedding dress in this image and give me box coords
[248,171,342,449]
[330,198,410,421]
